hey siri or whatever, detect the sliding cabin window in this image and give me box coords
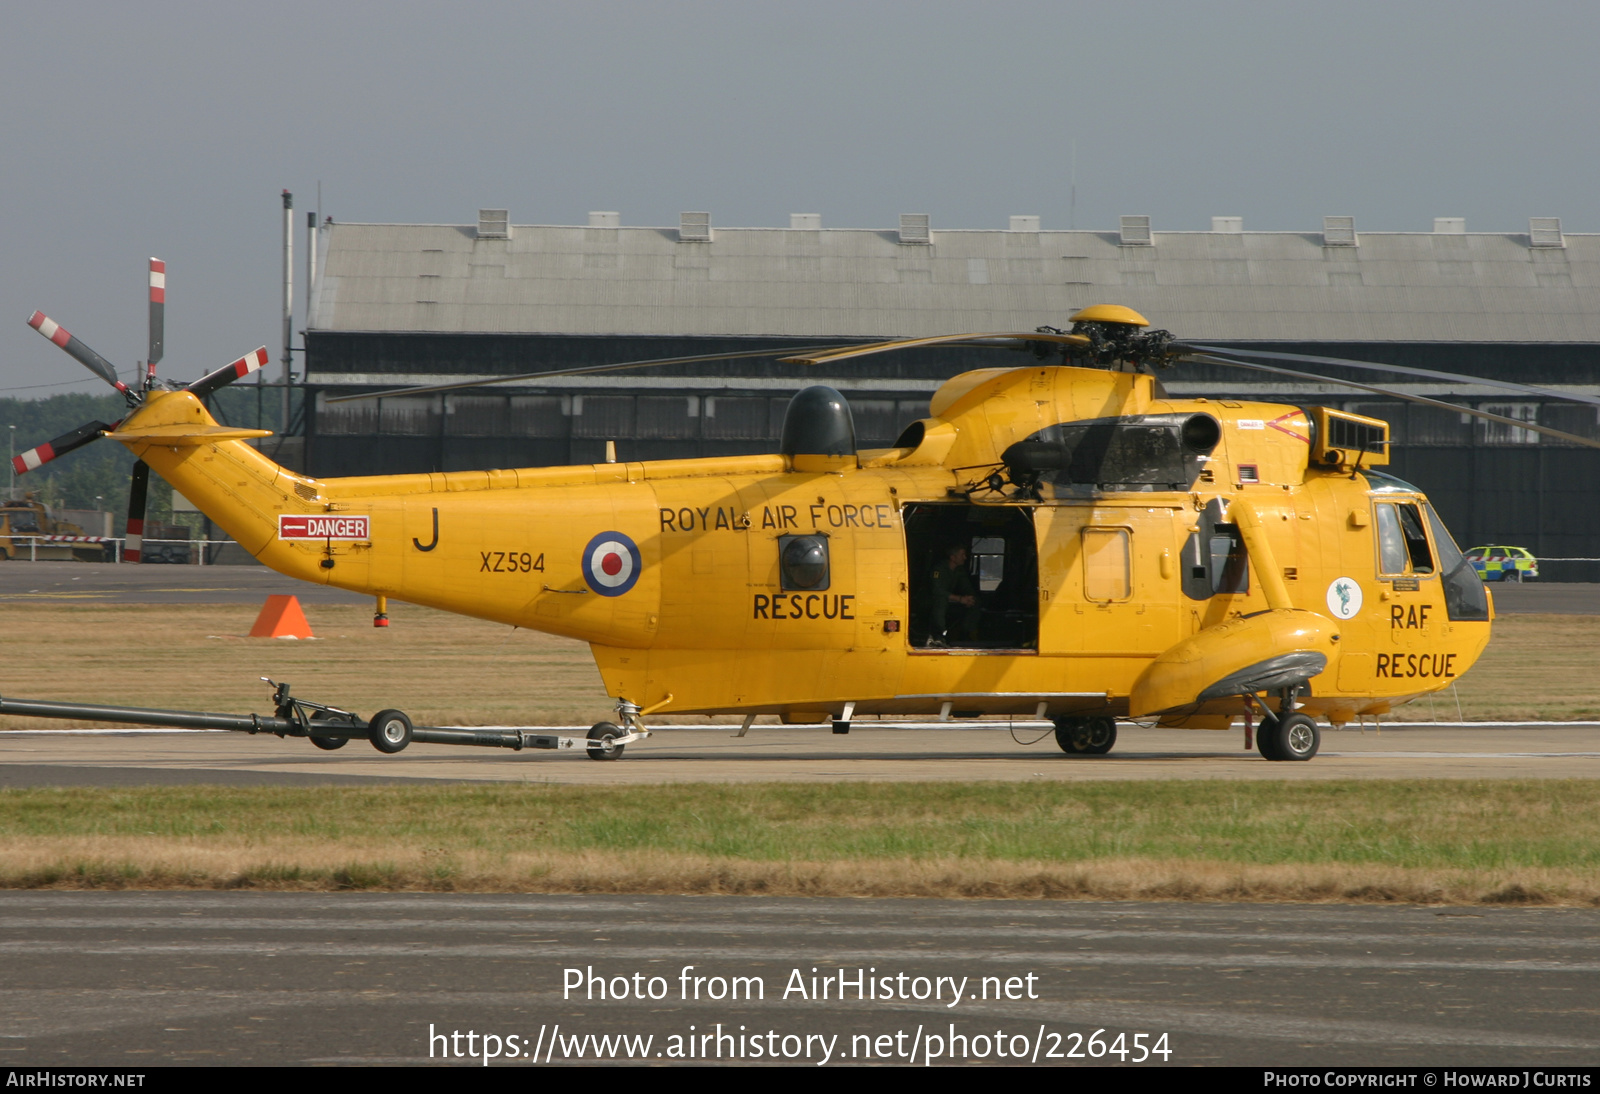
[1375,501,1435,577]
[1082,527,1132,602]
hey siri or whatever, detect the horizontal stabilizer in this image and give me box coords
[108,424,273,446]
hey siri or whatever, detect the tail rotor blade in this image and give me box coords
[27,312,134,399]
[187,347,269,399]
[147,258,165,368]
[123,461,150,563]
[12,420,118,476]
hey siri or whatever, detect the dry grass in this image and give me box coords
[4,846,1592,906]
[3,780,1599,904]
[0,601,616,728]
[0,604,1594,728]
[1446,613,1600,721]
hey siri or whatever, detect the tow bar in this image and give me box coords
[0,678,648,760]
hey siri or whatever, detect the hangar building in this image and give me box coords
[302,211,1600,574]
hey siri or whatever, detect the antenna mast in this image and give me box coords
[281,189,293,432]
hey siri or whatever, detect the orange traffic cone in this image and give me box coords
[249,594,314,639]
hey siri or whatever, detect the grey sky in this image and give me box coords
[2,0,1595,397]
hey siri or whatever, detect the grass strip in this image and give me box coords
[2,779,1598,905]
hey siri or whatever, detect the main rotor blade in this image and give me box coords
[1186,343,1600,411]
[1191,353,1600,451]
[322,344,854,404]
[780,331,1091,366]
[188,347,269,399]
[147,258,165,368]
[26,312,134,399]
[11,420,119,476]
[123,461,150,563]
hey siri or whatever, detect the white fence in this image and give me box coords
[7,537,238,564]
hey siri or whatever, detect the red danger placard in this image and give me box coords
[279,514,371,540]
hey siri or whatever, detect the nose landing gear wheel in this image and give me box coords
[1259,712,1320,761]
[1053,716,1117,756]
[369,709,413,754]
[587,721,625,761]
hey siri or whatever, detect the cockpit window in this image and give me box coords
[1375,501,1434,576]
[1376,504,1406,575]
[1397,504,1434,573]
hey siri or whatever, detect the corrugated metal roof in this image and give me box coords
[310,223,1600,342]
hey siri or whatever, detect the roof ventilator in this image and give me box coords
[1119,215,1152,246]
[588,212,620,228]
[476,209,510,239]
[1322,216,1357,246]
[1529,217,1565,248]
[1211,217,1243,233]
[790,214,822,230]
[1009,215,1041,232]
[679,212,712,242]
[898,214,931,244]
[1433,218,1465,234]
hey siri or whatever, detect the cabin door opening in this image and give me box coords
[903,503,1039,650]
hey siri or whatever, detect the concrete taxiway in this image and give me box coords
[0,892,1596,1067]
[2,722,1598,786]
[0,561,370,605]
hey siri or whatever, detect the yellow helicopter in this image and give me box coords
[19,268,1600,762]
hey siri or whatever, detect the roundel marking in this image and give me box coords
[582,531,642,597]
[1326,576,1363,620]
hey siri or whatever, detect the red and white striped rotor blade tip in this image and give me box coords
[26,312,130,395]
[188,347,269,397]
[11,420,118,476]
[148,258,165,368]
[12,443,56,476]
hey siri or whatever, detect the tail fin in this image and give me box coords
[107,390,333,581]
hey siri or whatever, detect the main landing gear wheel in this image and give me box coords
[1259,712,1320,762]
[587,721,625,761]
[369,709,413,754]
[1053,716,1117,756]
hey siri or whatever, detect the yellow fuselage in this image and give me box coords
[114,363,1491,726]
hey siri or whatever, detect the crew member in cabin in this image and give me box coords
[927,542,978,647]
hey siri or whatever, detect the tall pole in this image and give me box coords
[306,211,317,318]
[281,189,293,432]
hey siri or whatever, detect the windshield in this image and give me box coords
[1425,504,1490,621]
